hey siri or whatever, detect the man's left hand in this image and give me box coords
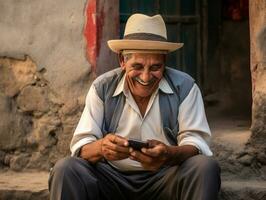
[129,139,169,171]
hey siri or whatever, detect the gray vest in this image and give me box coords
[94,67,194,145]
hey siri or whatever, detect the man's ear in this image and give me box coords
[118,53,126,70]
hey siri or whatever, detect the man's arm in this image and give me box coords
[177,84,212,156]
[70,85,130,161]
[70,85,104,156]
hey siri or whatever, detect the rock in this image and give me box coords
[0,56,37,97]
[9,154,30,171]
[16,86,50,114]
[238,154,254,166]
[0,93,32,150]
[257,152,266,165]
[0,151,6,168]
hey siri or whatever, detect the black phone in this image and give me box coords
[128,139,149,150]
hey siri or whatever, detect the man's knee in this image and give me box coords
[191,155,220,173]
[179,155,221,177]
[49,156,91,187]
[52,157,81,174]
[49,157,100,199]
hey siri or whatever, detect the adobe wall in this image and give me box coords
[249,0,266,165]
[0,0,92,170]
[0,0,92,99]
[0,0,119,171]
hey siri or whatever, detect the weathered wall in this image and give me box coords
[0,0,93,170]
[0,56,85,170]
[96,0,120,75]
[84,0,119,76]
[0,0,91,100]
[0,0,120,171]
[249,0,266,164]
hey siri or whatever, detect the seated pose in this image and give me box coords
[49,13,221,200]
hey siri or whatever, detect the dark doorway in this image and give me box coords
[205,0,251,117]
[119,0,252,117]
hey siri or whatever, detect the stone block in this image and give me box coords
[0,56,37,97]
[16,86,50,114]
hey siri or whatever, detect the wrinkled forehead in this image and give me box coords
[124,53,165,64]
[122,51,166,63]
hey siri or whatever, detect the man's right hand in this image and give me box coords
[80,134,130,162]
[101,134,130,160]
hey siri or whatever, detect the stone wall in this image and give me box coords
[249,0,266,165]
[0,0,93,170]
[0,0,120,171]
[0,56,85,170]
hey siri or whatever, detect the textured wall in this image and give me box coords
[249,0,266,164]
[0,0,93,170]
[0,0,120,171]
[0,0,91,100]
[0,56,84,170]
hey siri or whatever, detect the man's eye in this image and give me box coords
[132,64,143,70]
[150,65,162,71]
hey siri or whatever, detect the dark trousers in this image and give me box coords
[49,155,221,200]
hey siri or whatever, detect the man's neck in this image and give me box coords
[132,95,151,117]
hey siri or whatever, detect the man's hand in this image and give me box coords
[129,139,169,171]
[129,140,199,171]
[101,134,130,161]
[80,134,130,163]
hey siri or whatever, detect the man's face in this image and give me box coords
[120,53,165,98]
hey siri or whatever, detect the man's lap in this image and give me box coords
[49,155,220,200]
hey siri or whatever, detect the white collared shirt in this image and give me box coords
[71,74,213,171]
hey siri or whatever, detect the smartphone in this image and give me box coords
[128,139,149,150]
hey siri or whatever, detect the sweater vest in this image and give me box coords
[93,67,194,145]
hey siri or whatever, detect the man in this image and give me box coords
[49,13,220,200]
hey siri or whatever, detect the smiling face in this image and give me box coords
[120,53,165,99]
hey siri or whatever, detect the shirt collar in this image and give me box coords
[112,73,174,97]
[159,77,174,94]
[113,73,126,97]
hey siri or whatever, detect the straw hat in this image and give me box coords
[107,13,183,54]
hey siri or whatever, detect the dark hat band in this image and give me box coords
[124,33,167,41]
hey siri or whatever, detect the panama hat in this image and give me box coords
[107,13,183,53]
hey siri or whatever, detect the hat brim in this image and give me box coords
[108,40,183,53]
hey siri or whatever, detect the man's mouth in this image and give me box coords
[133,77,156,86]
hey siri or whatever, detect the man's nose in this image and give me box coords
[140,70,152,82]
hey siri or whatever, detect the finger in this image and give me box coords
[103,140,130,154]
[147,139,162,148]
[108,135,129,146]
[130,150,153,163]
[103,148,129,160]
[142,145,168,157]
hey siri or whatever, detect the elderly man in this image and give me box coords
[49,13,220,200]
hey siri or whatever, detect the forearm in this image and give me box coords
[165,145,199,166]
[79,140,103,163]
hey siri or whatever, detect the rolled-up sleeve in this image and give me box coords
[70,85,104,156]
[177,84,213,156]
